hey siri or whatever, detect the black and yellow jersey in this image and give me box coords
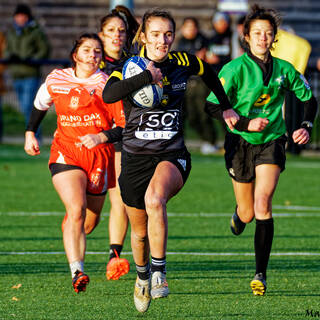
[103,48,231,154]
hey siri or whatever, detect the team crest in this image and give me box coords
[70,96,80,109]
[161,94,169,106]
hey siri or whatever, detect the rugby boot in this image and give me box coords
[250,273,267,296]
[72,270,89,293]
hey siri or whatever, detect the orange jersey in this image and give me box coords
[43,67,125,146]
[37,67,125,193]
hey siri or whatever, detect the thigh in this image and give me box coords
[231,178,255,222]
[52,169,87,213]
[146,161,184,202]
[254,164,281,203]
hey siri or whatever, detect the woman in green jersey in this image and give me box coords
[206,4,318,296]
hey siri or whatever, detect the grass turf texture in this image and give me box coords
[1,145,320,319]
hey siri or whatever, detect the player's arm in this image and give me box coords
[25,83,52,156]
[195,57,239,130]
[102,100,125,143]
[205,101,269,132]
[292,95,318,144]
[80,100,126,149]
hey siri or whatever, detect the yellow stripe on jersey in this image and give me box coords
[168,53,173,59]
[177,52,186,65]
[108,70,123,81]
[196,56,204,76]
[183,52,190,66]
[172,53,181,65]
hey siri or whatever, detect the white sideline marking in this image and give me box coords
[0,251,319,256]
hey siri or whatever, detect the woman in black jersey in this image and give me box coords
[60,7,139,282]
[103,8,238,313]
[98,6,139,281]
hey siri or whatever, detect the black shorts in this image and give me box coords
[119,148,192,209]
[224,132,287,183]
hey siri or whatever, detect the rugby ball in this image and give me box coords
[122,56,163,108]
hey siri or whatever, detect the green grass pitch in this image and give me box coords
[0,144,320,319]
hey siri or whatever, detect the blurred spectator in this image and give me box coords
[4,4,50,140]
[0,31,5,143]
[205,11,232,72]
[176,17,207,59]
[176,17,219,154]
[236,15,246,57]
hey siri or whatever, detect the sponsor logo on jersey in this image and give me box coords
[172,82,187,91]
[52,86,71,94]
[161,94,169,106]
[135,109,179,140]
[162,76,170,86]
[253,94,271,107]
[300,74,311,89]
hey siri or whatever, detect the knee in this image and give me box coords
[67,204,86,224]
[132,229,148,243]
[145,192,165,215]
[237,205,255,224]
[254,195,272,217]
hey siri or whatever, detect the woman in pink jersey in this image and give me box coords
[24,33,125,293]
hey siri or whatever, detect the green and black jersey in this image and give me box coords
[207,52,313,145]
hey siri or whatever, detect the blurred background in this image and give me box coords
[0,0,320,153]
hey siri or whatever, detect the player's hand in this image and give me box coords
[147,61,162,84]
[79,133,107,149]
[248,118,269,132]
[24,131,40,156]
[292,128,309,145]
[223,108,240,131]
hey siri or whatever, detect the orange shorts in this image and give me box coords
[49,138,115,195]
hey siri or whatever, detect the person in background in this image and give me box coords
[24,33,125,293]
[176,17,219,154]
[206,4,318,296]
[103,8,238,313]
[0,31,5,143]
[4,3,50,140]
[236,15,246,57]
[205,11,232,72]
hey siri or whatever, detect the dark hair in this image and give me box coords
[14,4,33,19]
[182,17,199,29]
[100,5,139,50]
[243,4,281,37]
[70,33,105,67]
[133,8,176,46]
[242,4,281,52]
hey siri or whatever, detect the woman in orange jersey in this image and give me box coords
[24,33,125,293]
